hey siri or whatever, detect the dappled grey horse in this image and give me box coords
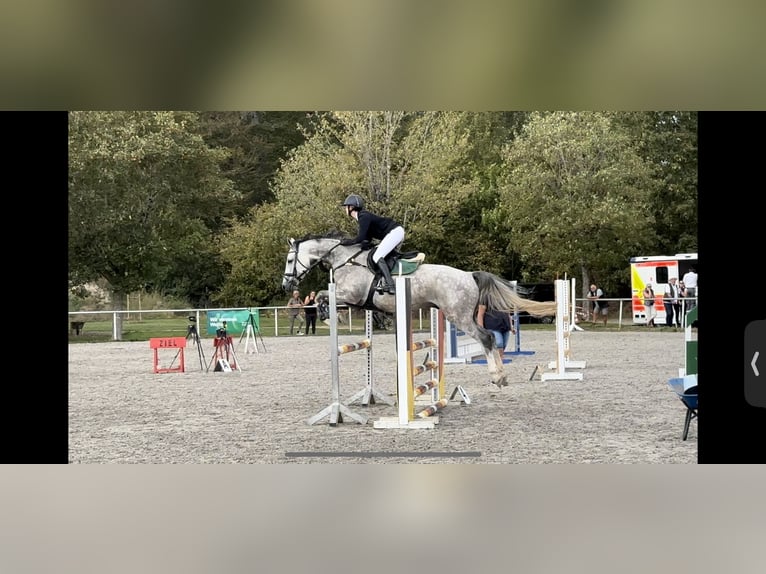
[282,232,556,387]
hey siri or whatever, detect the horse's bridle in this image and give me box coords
[283,242,314,286]
[283,239,367,286]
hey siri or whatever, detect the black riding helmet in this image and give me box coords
[342,194,364,210]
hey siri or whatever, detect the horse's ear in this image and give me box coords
[287,237,295,246]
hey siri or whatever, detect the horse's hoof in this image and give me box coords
[492,377,509,388]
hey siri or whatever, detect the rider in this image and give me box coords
[340,194,404,294]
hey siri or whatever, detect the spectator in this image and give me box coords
[303,290,318,335]
[678,280,688,325]
[664,277,680,328]
[476,303,514,362]
[682,266,697,311]
[586,283,608,326]
[643,283,657,327]
[287,289,305,335]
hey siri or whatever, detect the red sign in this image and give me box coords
[149,337,187,349]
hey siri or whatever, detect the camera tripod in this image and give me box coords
[184,317,206,370]
[206,323,240,372]
[238,310,267,354]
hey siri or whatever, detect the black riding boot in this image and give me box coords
[376,260,396,294]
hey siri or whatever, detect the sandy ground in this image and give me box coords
[68,328,697,464]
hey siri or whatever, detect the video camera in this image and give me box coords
[187,316,198,336]
[215,320,228,339]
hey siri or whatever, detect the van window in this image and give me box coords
[655,266,669,284]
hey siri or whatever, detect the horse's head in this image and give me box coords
[282,238,303,292]
[281,234,344,291]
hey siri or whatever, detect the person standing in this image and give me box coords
[287,289,305,335]
[664,277,680,328]
[586,283,608,326]
[682,266,697,310]
[303,290,318,335]
[476,303,514,362]
[340,194,405,294]
[643,282,657,327]
[677,280,689,325]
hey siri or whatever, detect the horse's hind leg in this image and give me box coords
[467,326,508,387]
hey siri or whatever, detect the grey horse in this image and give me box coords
[282,232,556,387]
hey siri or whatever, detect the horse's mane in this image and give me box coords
[297,230,346,242]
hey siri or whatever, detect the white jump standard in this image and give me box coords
[306,283,369,426]
[374,276,466,429]
[540,279,586,381]
[345,307,396,408]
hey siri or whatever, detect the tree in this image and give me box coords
[197,111,311,213]
[217,111,524,304]
[68,111,238,337]
[489,111,660,296]
[611,111,698,254]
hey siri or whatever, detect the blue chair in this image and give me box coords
[667,375,698,440]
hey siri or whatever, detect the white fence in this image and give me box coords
[68,297,697,341]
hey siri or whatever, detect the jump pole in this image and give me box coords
[346,307,395,407]
[444,320,485,363]
[374,276,450,429]
[505,311,535,357]
[540,279,586,381]
[449,280,535,362]
[568,277,584,332]
[306,282,368,426]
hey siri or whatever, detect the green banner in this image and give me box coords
[206,309,259,336]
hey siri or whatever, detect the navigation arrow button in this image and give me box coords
[745,320,766,408]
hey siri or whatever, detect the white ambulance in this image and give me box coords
[630,253,697,324]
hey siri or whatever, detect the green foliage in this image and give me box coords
[489,111,660,294]
[610,111,698,254]
[197,111,311,212]
[69,111,238,305]
[69,110,697,309]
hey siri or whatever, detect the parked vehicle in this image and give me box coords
[630,253,697,325]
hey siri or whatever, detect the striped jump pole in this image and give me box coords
[338,339,371,354]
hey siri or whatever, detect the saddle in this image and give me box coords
[366,248,425,280]
[352,244,426,308]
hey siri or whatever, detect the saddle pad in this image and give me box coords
[394,260,420,275]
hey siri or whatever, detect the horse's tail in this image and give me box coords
[472,271,557,317]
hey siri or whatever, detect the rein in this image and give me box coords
[331,248,369,273]
[286,240,368,284]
